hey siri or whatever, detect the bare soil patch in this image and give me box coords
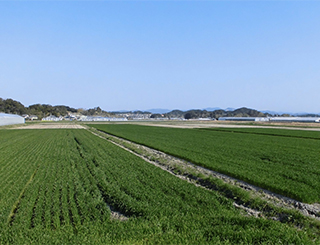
[16,123,85,129]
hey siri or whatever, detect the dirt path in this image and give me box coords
[87,126,320,222]
[15,123,86,129]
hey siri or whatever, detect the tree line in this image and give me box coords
[0,98,112,119]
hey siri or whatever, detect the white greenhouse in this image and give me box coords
[0,113,25,126]
[218,117,320,123]
[269,117,320,123]
[218,117,269,122]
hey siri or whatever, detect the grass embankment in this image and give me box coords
[1,129,319,243]
[91,124,320,204]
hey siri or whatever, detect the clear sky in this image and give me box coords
[1,1,319,113]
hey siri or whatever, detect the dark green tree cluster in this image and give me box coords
[81,106,114,116]
[28,104,78,118]
[150,113,163,119]
[0,98,77,119]
[0,98,27,115]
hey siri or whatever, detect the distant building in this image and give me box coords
[42,115,63,121]
[29,115,38,121]
[0,113,25,126]
[64,115,77,121]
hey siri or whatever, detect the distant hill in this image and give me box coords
[183,107,266,119]
[163,108,320,119]
[150,107,268,119]
[0,98,113,119]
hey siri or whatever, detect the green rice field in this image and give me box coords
[1,128,319,244]
[91,124,320,204]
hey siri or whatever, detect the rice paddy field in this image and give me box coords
[1,126,320,244]
[91,124,320,204]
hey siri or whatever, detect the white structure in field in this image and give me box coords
[42,115,63,121]
[0,113,25,126]
[219,117,320,123]
[270,117,320,123]
[78,116,128,122]
[219,117,269,122]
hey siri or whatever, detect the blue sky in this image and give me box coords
[1,1,319,113]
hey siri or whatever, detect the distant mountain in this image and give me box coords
[147,108,171,114]
[203,107,221,111]
[261,110,281,115]
[292,112,320,117]
[225,107,235,111]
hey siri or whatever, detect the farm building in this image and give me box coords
[29,115,39,120]
[0,113,25,126]
[42,115,63,121]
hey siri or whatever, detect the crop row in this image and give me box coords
[6,130,111,230]
[0,130,54,225]
[91,124,320,203]
[198,127,320,140]
[0,129,318,243]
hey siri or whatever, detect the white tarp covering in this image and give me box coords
[270,117,320,123]
[78,116,128,122]
[219,117,261,121]
[0,113,25,126]
[219,117,320,123]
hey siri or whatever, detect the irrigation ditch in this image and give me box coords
[85,126,320,228]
